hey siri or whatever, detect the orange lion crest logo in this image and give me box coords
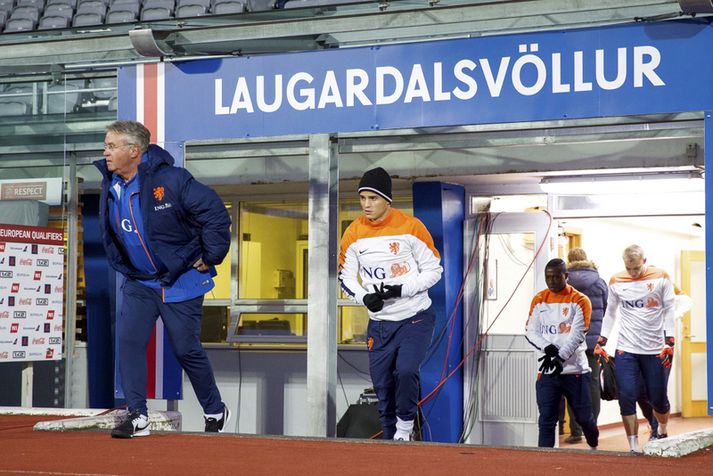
[646,283,654,292]
[153,186,165,201]
[562,307,569,317]
[390,262,410,278]
[389,242,400,255]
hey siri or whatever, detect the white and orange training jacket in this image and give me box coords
[338,208,443,322]
[601,266,675,355]
[525,285,592,375]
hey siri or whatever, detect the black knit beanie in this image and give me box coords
[358,167,392,203]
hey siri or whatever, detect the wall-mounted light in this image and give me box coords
[129,29,174,58]
[539,171,704,195]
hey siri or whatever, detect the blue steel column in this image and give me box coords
[706,111,713,416]
[413,182,465,442]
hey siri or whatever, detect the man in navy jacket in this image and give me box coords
[95,120,231,438]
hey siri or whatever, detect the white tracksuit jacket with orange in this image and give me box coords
[338,208,442,322]
[526,284,592,375]
[600,266,675,355]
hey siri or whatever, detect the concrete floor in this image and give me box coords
[559,415,713,451]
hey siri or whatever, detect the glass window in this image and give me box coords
[238,202,308,300]
[231,192,412,345]
[201,306,230,343]
[236,312,306,338]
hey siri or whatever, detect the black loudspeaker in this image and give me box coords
[336,403,381,438]
[679,0,713,14]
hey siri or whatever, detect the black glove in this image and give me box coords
[543,344,560,358]
[538,354,564,376]
[363,292,384,312]
[374,282,402,300]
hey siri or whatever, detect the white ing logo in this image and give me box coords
[214,44,665,115]
[121,219,135,233]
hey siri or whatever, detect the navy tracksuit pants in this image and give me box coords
[117,279,223,416]
[367,306,435,439]
[536,372,599,448]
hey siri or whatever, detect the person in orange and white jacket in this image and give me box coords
[339,167,442,442]
[525,258,599,449]
[599,244,675,453]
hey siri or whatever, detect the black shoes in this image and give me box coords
[565,434,583,444]
[205,405,231,433]
[111,411,150,439]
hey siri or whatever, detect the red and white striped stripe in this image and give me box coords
[135,62,167,400]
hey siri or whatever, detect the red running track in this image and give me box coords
[1,415,712,475]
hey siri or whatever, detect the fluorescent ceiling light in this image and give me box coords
[539,171,704,195]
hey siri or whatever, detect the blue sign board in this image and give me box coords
[144,19,713,142]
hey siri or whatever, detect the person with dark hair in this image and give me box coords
[599,245,675,453]
[338,167,443,441]
[95,120,232,438]
[526,258,599,449]
[561,248,608,444]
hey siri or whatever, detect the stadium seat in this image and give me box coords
[177,0,209,8]
[47,0,77,8]
[16,0,44,11]
[43,3,74,20]
[176,4,206,16]
[46,82,82,114]
[109,0,139,16]
[3,85,34,110]
[140,6,172,20]
[246,0,273,11]
[88,77,116,100]
[212,0,245,14]
[72,11,103,25]
[3,16,34,31]
[76,0,106,16]
[0,101,29,116]
[0,0,14,14]
[8,5,40,24]
[143,0,174,13]
[38,14,70,28]
[105,9,135,23]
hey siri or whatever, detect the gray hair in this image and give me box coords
[106,120,150,153]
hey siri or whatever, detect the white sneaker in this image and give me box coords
[393,431,411,441]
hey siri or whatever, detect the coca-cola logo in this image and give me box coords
[41,247,55,254]
[32,337,45,345]
[0,311,8,318]
[0,351,8,359]
[19,258,32,266]
[18,298,32,306]
[53,324,62,332]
